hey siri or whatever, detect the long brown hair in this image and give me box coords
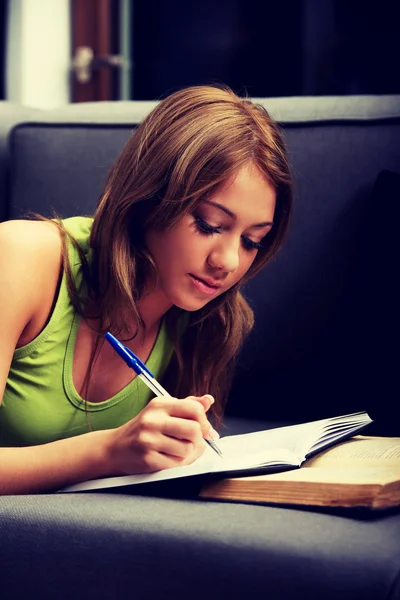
[61,84,293,425]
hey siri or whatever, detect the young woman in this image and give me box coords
[0,84,292,494]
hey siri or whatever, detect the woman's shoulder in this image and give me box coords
[0,219,63,312]
[0,219,64,347]
[0,219,63,262]
[0,217,62,248]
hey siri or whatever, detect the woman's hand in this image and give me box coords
[105,394,218,476]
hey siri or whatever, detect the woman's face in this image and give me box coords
[145,163,276,313]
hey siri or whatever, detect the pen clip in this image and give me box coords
[104,332,154,377]
[124,347,154,377]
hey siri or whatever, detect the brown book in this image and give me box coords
[200,435,400,509]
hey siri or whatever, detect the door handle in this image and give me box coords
[72,46,125,83]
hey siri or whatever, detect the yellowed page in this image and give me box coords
[304,435,400,469]
[251,466,400,484]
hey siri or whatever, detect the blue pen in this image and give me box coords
[104,332,223,458]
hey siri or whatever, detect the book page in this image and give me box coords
[244,466,400,485]
[304,436,400,469]
[299,413,373,457]
[218,426,307,457]
[220,412,372,462]
[219,419,337,458]
[60,442,299,493]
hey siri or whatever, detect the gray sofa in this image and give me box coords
[1,95,400,600]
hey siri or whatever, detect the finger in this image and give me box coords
[190,395,220,440]
[128,424,202,469]
[153,436,195,460]
[147,394,213,416]
[188,395,219,439]
[161,415,204,445]
[148,440,206,470]
[145,397,218,440]
[143,424,205,462]
[195,394,215,412]
[164,398,217,440]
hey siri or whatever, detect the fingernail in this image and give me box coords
[203,394,215,404]
[207,427,220,441]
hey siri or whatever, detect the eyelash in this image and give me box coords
[194,216,263,252]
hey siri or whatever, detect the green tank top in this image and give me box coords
[0,216,173,447]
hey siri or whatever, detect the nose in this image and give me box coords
[207,237,240,274]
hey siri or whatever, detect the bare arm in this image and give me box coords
[0,430,113,494]
[1,394,216,494]
[0,221,216,495]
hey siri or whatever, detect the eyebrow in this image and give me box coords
[203,200,274,228]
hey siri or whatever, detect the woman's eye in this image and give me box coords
[241,237,263,252]
[194,216,221,235]
[194,215,263,251]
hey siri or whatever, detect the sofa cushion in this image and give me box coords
[1,493,400,600]
[9,123,132,219]
[0,102,43,221]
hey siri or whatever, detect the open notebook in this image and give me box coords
[59,411,373,493]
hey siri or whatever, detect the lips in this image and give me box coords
[190,274,221,289]
[189,274,223,296]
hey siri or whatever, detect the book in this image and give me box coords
[59,411,373,493]
[200,435,400,510]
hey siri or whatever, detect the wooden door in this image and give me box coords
[70,0,121,102]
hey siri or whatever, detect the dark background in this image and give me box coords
[0,0,399,101]
[132,0,400,99]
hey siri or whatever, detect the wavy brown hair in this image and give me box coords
[58,84,293,426]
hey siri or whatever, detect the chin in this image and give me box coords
[177,291,226,312]
[167,290,211,312]
[173,298,210,312]
[164,281,224,312]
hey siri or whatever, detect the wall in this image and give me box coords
[6,0,71,109]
